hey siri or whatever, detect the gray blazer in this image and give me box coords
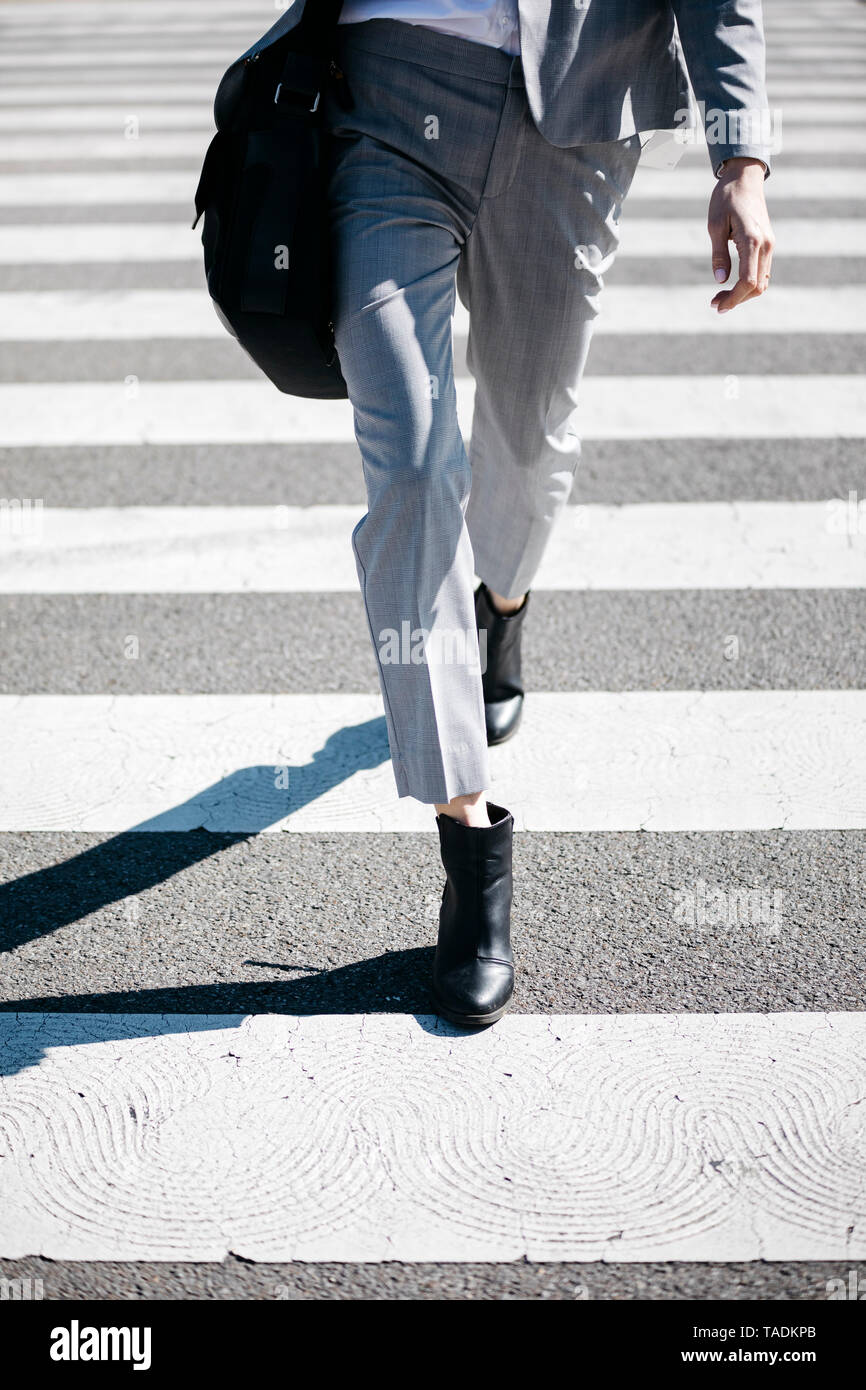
[227,0,772,175]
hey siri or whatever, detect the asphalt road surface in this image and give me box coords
[0,0,864,1300]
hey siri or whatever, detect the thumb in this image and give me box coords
[710,221,731,283]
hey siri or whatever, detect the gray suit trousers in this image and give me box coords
[324,19,641,805]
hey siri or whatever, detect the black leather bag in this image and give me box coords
[192,0,349,398]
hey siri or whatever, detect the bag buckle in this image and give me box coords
[274,82,320,113]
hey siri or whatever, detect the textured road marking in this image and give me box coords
[3,288,863,339]
[2,1012,865,1261]
[0,691,863,831]
[1,502,863,594]
[1,378,862,445]
[0,168,856,206]
[0,220,861,264]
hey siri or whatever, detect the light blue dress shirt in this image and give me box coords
[337,0,521,56]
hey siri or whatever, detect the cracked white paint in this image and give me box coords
[1,501,862,592]
[1,1012,865,1262]
[0,691,863,831]
[1,376,863,446]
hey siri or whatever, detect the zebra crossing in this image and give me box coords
[0,0,865,1297]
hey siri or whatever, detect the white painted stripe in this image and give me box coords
[0,132,212,160]
[0,225,205,263]
[0,168,857,207]
[0,123,862,156]
[0,219,858,265]
[0,282,797,335]
[765,83,866,98]
[616,218,862,258]
[2,49,863,71]
[769,38,866,45]
[0,85,220,105]
[454,287,864,335]
[2,287,860,340]
[0,20,259,41]
[0,172,196,206]
[628,168,860,200]
[770,19,866,29]
[2,1012,865,1262]
[762,64,865,76]
[0,1,263,16]
[0,82,860,106]
[774,40,866,50]
[0,378,861,446]
[0,290,218,338]
[0,129,836,160]
[0,691,863,831]
[0,106,214,131]
[690,126,862,153]
[10,60,859,81]
[0,48,245,66]
[0,102,863,132]
[1,503,862,594]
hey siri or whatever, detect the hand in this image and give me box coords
[708,157,775,313]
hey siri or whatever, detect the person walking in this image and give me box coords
[239,0,775,1028]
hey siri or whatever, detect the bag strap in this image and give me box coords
[294,0,345,51]
[272,0,344,116]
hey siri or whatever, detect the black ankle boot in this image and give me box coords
[475,582,530,745]
[432,801,514,1027]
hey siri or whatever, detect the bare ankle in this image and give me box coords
[486,586,527,616]
[434,791,491,827]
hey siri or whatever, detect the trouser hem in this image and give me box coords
[391,747,491,806]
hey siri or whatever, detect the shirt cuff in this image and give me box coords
[713,151,772,180]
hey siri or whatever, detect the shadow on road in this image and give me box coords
[0,716,390,953]
[0,954,471,1075]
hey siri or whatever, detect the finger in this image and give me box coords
[712,276,761,312]
[760,226,776,291]
[714,230,761,312]
[766,224,775,280]
[709,216,732,285]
